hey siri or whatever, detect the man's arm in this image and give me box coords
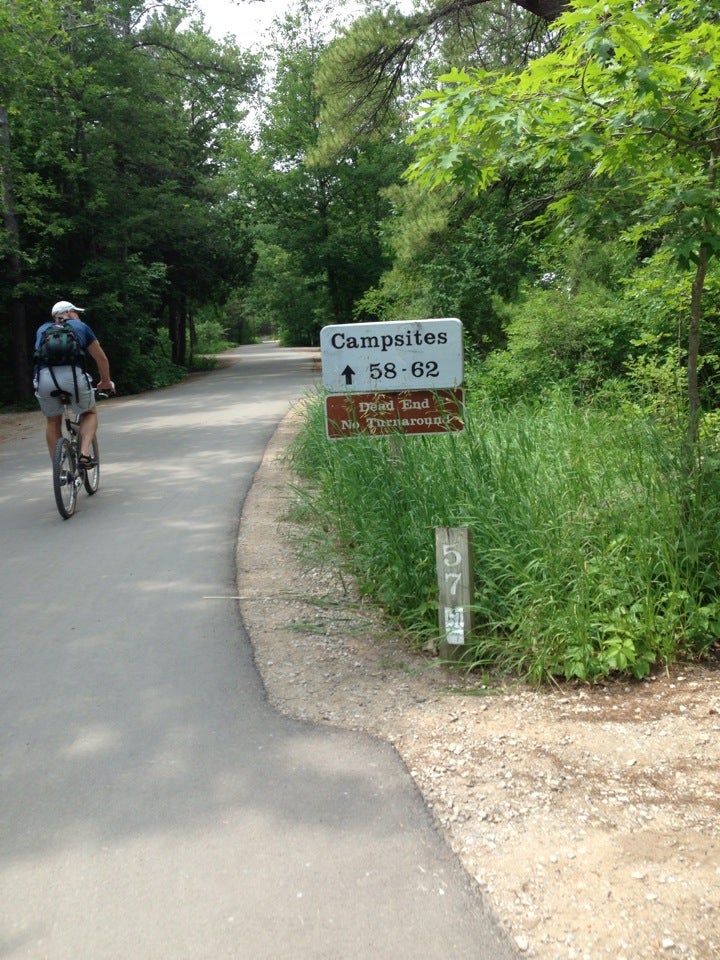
[87,339,113,391]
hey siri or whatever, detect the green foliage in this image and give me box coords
[459,234,648,401]
[478,283,637,400]
[243,242,330,345]
[99,322,186,395]
[192,319,236,355]
[409,0,720,266]
[355,182,530,349]
[620,335,686,437]
[462,235,720,430]
[238,3,405,344]
[1,0,260,402]
[296,0,561,353]
[289,387,720,683]
[406,0,720,446]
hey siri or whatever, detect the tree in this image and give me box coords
[335,2,549,338]
[408,0,720,451]
[1,0,260,400]
[243,0,405,342]
[0,0,78,398]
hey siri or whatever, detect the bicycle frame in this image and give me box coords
[52,394,100,519]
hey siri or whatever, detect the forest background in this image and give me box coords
[3,0,720,682]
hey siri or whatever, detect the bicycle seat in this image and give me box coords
[50,389,73,401]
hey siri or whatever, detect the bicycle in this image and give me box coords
[52,387,110,519]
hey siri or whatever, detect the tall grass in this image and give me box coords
[288,389,720,682]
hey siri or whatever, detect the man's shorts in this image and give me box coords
[35,366,96,417]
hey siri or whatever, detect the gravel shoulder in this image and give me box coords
[237,406,720,960]
[5,403,719,959]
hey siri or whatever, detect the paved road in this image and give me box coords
[0,344,514,959]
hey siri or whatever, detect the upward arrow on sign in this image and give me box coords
[341,365,355,386]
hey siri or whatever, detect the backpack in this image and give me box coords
[35,321,86,368]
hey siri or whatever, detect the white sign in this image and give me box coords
[444,607,466,646]
[320,318,463,393]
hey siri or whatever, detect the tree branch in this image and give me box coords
[321,0,566,147]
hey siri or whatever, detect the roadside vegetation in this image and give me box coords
[290,381,720,682]
[289,208,720,685]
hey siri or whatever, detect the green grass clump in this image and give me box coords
[288,389,720,683]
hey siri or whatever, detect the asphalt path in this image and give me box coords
[0,344,513,959]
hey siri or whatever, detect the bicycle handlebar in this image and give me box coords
[95,380,116,399]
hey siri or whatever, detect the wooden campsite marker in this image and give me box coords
[435,526,474,659]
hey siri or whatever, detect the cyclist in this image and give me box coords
[34,300,114,467]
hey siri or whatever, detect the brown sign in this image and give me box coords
[325,388,465,439]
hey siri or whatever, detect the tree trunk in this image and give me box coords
[188,306,197,358]
[168,301,187,366]
[177,305,187,366]
[168,308,179,364]
[686,243,707,453]
[0,104,31,400]
[686,144,718,456]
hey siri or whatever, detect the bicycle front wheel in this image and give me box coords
[83,437,100,494]
[53,437,77,519]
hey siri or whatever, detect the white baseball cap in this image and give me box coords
[51,300,85,317]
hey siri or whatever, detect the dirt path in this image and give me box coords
[0,409,43,447]
[237,408,720,960]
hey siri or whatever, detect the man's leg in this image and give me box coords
[78,409,99,460]
[45,415,62,460]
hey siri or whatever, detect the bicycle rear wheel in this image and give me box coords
[83,437,100,494]
[53,437,78,519]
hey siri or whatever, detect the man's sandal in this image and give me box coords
[78,453,97,470]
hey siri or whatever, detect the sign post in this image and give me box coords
[435,527,474,659]
[320,320,471,657]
